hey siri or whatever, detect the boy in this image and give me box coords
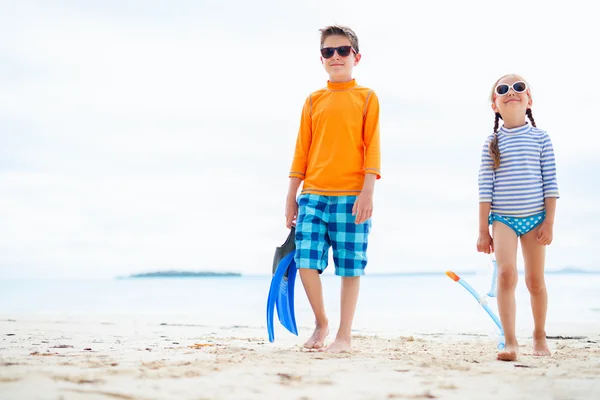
[284,25,381,353]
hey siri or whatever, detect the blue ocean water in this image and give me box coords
[1,272,599,338]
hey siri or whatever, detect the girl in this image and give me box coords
[476,74,559,361]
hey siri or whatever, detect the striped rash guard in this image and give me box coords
[478,122,559,218]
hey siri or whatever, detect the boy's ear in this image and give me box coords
[354,53,361,65]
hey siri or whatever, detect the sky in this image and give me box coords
[1,0,599,278]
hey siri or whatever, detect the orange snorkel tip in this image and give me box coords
[445,271,460,282]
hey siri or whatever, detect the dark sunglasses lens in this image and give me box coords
[496,84,509,95]
[513,82,527,92]
[337,46,352,57]
[320,48,335,58]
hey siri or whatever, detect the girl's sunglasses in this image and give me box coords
[320,46,355,59]
[495,81,528,96]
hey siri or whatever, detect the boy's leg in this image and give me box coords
[331,276,360,351]
[299,269,329,348]
[295,194,331,349]
[492,220,520,361]
[326,195,370,353]
[520,223,551,356]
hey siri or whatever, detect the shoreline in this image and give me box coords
[1,269,599,282]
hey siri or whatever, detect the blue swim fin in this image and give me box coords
[275,258,298,335]
[266,227,298,342]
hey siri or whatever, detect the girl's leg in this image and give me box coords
[520,226,551,356]
[492,221,520,361]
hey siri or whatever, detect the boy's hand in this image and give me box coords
[352,192,373,225]
[476,232,494,254]
[285,196,298,228]
[537,221,553,246]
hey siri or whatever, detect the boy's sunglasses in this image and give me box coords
[495,81,528,96]
[320,46,355,59]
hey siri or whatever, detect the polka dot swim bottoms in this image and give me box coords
[488,211,546,237]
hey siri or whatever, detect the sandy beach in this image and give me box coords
[1,315,599,400]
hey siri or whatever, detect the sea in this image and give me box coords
[1,272,599,340]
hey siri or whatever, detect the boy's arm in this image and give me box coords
[353,92,380,225]
[361,173,377,195]
[289,95,312,181]
[285,177,302,228]
[363,91,381,179]
[285,96,311,227]
[287,177,302,200]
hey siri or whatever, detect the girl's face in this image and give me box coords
[491,75,532,119]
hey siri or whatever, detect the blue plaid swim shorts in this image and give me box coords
[294,193,371,277]
[489,211,546,237]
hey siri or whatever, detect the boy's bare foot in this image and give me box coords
[497,343,519,361]
[304,325,329,349]
[533,331,551,356]
[321,337,351,353]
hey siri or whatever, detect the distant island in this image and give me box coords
[123,270,242,278]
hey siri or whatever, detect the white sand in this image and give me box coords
[1,315,599,400]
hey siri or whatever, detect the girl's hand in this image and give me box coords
[537,221,553,246]
[477,232,494,254]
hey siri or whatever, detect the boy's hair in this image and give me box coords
[319,25,359,53]
[488,74,537,169]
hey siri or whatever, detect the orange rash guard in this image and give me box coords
[289,79,381,196]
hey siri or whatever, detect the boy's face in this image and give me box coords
[320,35,360,82]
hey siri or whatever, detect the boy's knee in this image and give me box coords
[299,267,322,278]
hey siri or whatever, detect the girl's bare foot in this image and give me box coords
[304,325,329,349]
[497,343,519,361]
[533,331,551,356]
[321,337,351,353]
